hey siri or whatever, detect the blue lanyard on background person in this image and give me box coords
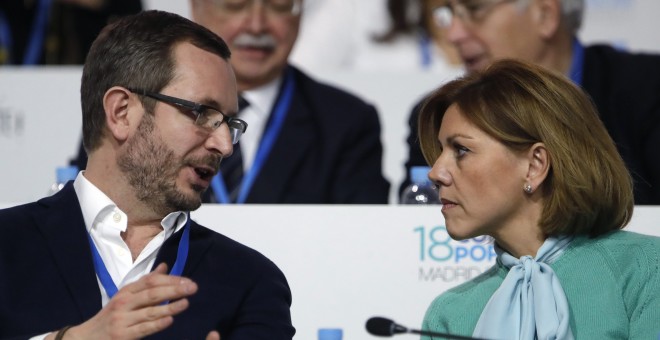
[419,32,432,69]
[0,11,11,63]
[0,0,52,64]
[210,67,296,204]
[86,214,191,299]
[568,38,585,86]
[25,0,52,64]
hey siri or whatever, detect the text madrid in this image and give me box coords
[418,266,487,282]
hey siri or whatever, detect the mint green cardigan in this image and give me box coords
[422,230,660,339]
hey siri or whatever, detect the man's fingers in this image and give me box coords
[123,265,194,296]
[110,278,197,312]
[122,315,175,339]
[138,278,197,306]
[131,298,189,324]
[153,262,168,274]
[120,298,192,339]
[104,262,197,314]
[86,263,199,339]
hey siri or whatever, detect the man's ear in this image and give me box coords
[103,86,134,142]
[532,0,562,39]
[525,142,550,193]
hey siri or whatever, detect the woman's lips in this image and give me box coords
[440,198,457,210]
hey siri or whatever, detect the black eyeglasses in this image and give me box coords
[433,0,518,29]
[128,89,247,144]
[210,0,302,16]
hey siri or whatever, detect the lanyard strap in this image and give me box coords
[568,38,585,86]
[0,11,12,63]
[87,215,191,299]
[24,0,52,64]
[211,67,296,204]
[0,0,52,64]
[419,32,432,69]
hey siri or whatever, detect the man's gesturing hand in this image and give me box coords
[53,263,198,340]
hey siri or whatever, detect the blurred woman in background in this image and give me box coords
[365,0,461,71]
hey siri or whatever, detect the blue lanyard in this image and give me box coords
[419,32,432,69]
[24,0,52,64]
[86,214,191,298]
[568,38,585,86]
[0,11,11,63]
[0,0,52,64]
[211,68,296,204]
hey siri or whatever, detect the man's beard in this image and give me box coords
[117,114,204,215]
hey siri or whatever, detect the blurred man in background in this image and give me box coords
[402,0,660,205]
[188,0,390,203]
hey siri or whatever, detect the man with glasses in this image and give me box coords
[185,0,391,204]
[402,0,660,205]
[0,10,294,340]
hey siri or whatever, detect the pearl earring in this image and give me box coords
[523,183,533,194]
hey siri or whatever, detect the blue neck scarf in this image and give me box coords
[473,236,574,340]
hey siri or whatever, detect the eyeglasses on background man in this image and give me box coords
[432,0,518,28]
[206,0,302,17]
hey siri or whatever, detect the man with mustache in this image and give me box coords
[186,0,390,204]
[0,10,294,340]
[401,0,660,205]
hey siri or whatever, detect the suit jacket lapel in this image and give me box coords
[33,184,102,321]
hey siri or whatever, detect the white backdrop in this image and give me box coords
[0,67,83,202]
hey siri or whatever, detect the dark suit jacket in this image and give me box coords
[72,66,390,204]
[401,45,660,205]
[0,184,295,340]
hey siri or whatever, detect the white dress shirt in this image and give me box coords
[73,172,186,306]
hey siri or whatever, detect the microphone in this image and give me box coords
[365,317,488,340]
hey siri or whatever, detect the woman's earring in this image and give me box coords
[523,183,533,194]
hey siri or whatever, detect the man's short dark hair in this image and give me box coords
[81,10,231,152]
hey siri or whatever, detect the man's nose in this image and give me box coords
[446,15,471,46]
[245,0,268,33]
[205,124,234,158]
